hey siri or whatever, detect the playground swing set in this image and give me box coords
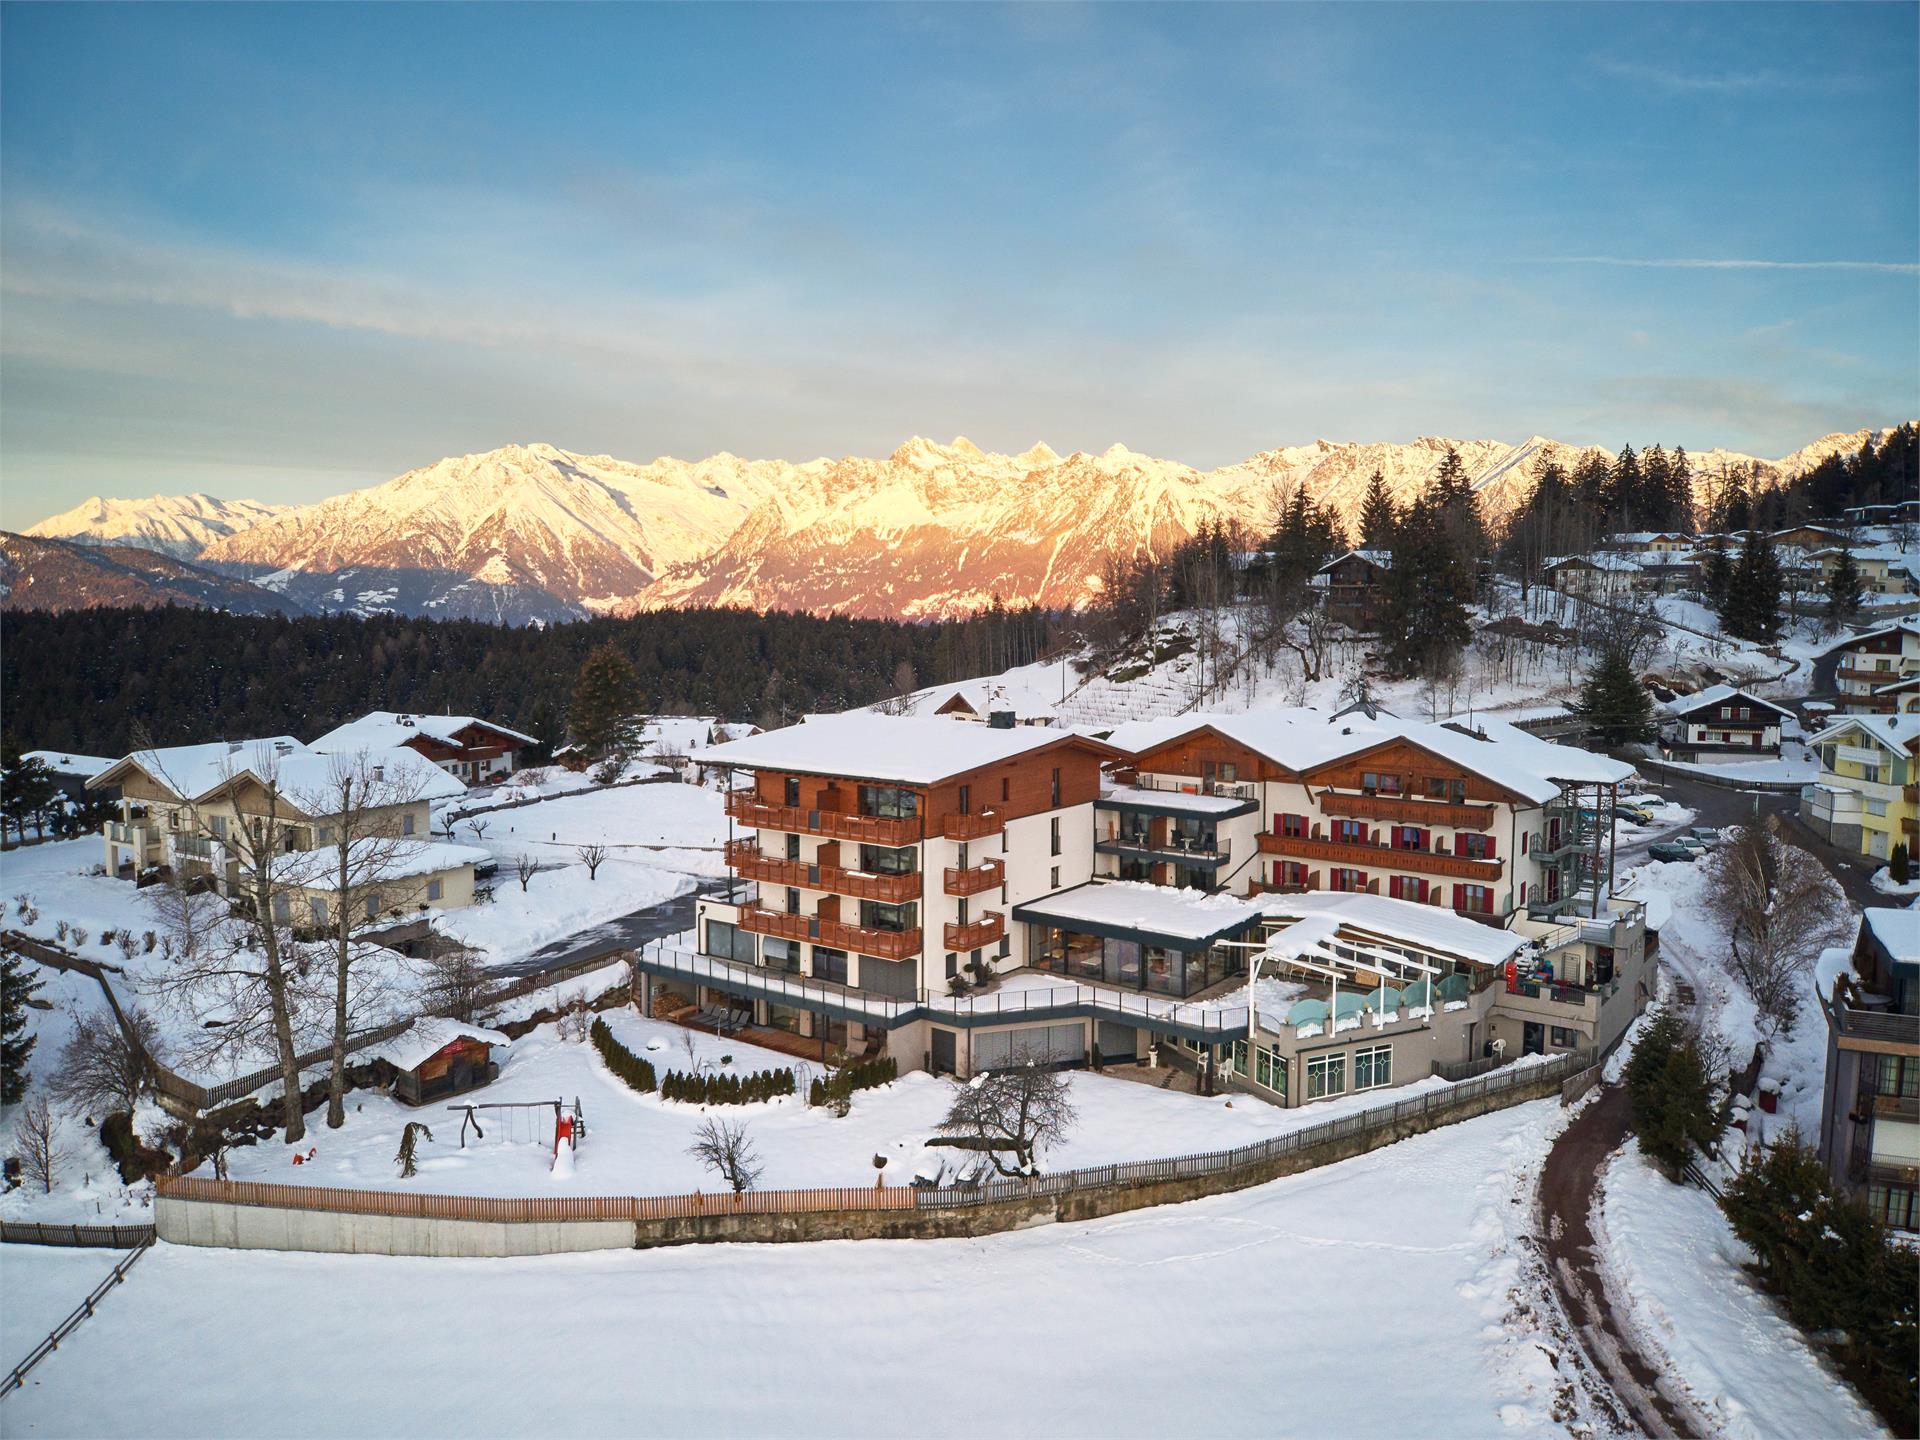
[446,1097,586,1172]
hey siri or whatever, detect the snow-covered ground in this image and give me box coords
[214,1009,1472,1197]
[1,1100,1589,1440]
[1595,1150,1887,1440]
[1644,741,1819,788]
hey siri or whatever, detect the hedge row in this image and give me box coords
[663,1068,797,1105]
[809,1055,898,1109]
[590,1017,657,1094]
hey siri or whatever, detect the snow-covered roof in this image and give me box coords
[1862,909,1919,967]
[362,1018,511,1074]
[310,711,537,752]
[24,750,116,778]
[1661,685,1795,721]
[1011,881,1266,945]
[1545,553,1644,572]
[1109,708,1632,804]
[1809,713,1920,754]
[1602,531,1691,545]
[1098,784,1253,817]
[1814,618,1920,658]
[904,677,1064,722]
[694,713,1113,785]
[1254,892,1533,968]
[91,739,467,807]
[1315,549,1392,574]
[268,838,490,889]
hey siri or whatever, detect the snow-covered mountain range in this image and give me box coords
[23,492,289,559]
[15,427,1900,621]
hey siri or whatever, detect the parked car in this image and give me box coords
[1686,826,1722,846]
[1616,804,1656,825]
[1647,842,1699,863]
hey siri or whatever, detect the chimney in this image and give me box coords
[989,710,1016,729]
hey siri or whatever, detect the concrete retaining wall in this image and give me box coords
[157,1066,1568,1257]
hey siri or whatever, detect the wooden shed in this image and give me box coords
[365,1019,510,1105]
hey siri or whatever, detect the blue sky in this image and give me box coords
[2,1,1915,525]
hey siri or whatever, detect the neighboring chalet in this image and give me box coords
[1312,550,1391,629]
[1770,524,1851,553]
[635,709,1650,1095]
[1543,554,1640,598]
[1597,531,1694,554]
[900,678,1064,728]
[23,751,118,811]
[1658,685,1795,760]
[1804,544,1920,597]
[1820,620,1920,714]
[1816,909,1918,1233]
[309,712,537,786]
[88,739,487,922]
[1801,713,1920,863]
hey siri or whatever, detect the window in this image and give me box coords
[1455,884,1493,914]
[858,899,917,933]
[210,815,227,840]
[1279,861,1310,886]
[859,784,918,819]
[1873,1054,1920,1099]
[402,812,416,836]
[309,897,328,925]
[1392,825,1423,851]
[1050,865,1061,889]
[315,825,333,847]
[1867,1184,1916,1231]
[271,893,291,922]
[1306,1053,1346,1099]
[1388,875,1427,903]
[1254,1045,1286,1096]
[763,939,797,973]
[1550,1026,1577,1048]
[705,919,757,964]
[1001,778,1009,803]
[1051,767,1062,807]
[957,783,971,815]
[1232,1039,1249,1075]
[1458,833,1492,860]
[1331,868,1366,893]
[811,947,849,986]
[1280,813,1307,838]
[1521,832,1530,855]
[945,951,959,978]
[786,833,802,861]
[1353,1045,1392,1089]
[784,777,801,806]
[786,887,801,915]
[1334,819,1366,844]
[364,895,380,920]
[1051,816,1062,856]
[860,844,916,874]
[1425,777,1466,804]
[1360,771,1402,795]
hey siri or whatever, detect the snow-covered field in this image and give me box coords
[1,1100,1584,1440]
[214,1010,1470,1197]
[1595,1150,1887,1440]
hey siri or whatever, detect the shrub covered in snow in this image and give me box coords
[590,1016,656,1094]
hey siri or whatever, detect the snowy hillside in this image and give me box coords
[22,492,287,559]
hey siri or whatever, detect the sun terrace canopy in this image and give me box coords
[1096,785,1259,820]
[1011,880,1267,951]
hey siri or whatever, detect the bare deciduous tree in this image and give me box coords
[687,1116,763,1194]
[15,1098,60,1193]
[52,1006,164,1115]
[419,947,489,1024]
[576,844,609,881]
[466,816,490,844]
[285,751,436,1129]
[1706,824,1851,1036]
[936,1061,1077,1176]
[143,745,320,1143]
[513,854,538,892]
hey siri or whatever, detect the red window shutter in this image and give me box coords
[1484,835,1496,859]
[1451,884,1461,909]
[1452,834,1465,857]
[1421,828,1431,851]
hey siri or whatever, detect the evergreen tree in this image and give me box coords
[1606,443,1642,527]
[1429,447,1488,560]
[1825,548,1865,629]
[1665,446,1696,531]
[568,644,644,758]
[1579,646,1655,745]
[1702,540,1734,610]
[1377,489,1474,679]
[1572,450,1611,523]
[1623,1012,1720,1173]
[1640,444,1672,528]
[1720,530,1784,644]
[2,950,44,1104]
[1357,468,1398,551]
[0,736,58,844]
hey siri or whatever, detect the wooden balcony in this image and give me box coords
[1257,832,1503,881]
[723,838,919,903]
[737,904,921,961]
[944,911,1006,952]
[1316,789,1496,832]
[939,811,1004,841]
[725,790,920,847]
[943,857,1005,897]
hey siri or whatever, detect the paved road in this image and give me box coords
[489,877,744,980]
[1537,974,1710,1440]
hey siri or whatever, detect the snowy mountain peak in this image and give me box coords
[22,492,290,560]
[1016,442,1061,468]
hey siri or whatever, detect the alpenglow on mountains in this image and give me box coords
[16,428,1893,622]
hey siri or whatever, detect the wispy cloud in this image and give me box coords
[1590,56,1838,95]
[1531,255,1919,275]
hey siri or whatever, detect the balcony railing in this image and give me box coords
[943,858,1005,897]
[1833,1003,1920,1048]
[944,912,1006,952]
[1097,835,1230,864]
[737,904,922,962]
[722,838,919,903]
[1316,790,1496,832]
[725,791,921,847]
[1256,832,1502,881]
[1858,1088,1920,1122]
[939,811,1004,841]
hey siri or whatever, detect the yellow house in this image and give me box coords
[1802,715,1920,863]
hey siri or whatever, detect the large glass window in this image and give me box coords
[811,947,849,985]
[859,785,918,819]
[705,919,757,965]
[763,938,798,973]
[858,899,917,932]
[859,844,917,875]
[1353,1045,1392,1089]
[1306,1053,1346,1099]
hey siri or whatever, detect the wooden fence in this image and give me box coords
[2,1235,152,1398]
[157,1049,1585,1231]
[0,1221,156,1248]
